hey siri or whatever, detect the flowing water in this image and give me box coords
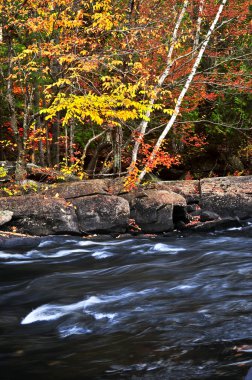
[0,222,252,380]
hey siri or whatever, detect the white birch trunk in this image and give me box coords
[138,0,228,182]
[193,0,205,51]
[130,0,189,167]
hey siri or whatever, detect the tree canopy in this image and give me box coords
[0,0,251,186]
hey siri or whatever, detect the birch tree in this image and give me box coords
[128,0,228,185]
[130,0,189,169]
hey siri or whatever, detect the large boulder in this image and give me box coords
[111,178,200,204]
[71,195,130,234]
[122,189,186,233]
[151,180,200,203]
[0,210,13,226]
[42,179,109,199]
[0,195,80,235]
[200,176,252,219]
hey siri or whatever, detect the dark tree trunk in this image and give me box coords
[51,116,60,167]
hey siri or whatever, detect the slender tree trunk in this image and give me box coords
[138,0,228,182]
[34,76,45,166]
[50,35,61,168]
[65,124,68,166]
[6,39,27,181]
[69,119,75,165]
[130,0,189,169]
[51,116,60,167]
[41,94,51,166]
[193,0,205,51]
[46,124,51,166]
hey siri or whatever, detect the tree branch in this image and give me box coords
[130,0,189,168]
[138,0,228,182]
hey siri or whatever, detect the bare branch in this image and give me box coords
[80,131,106,166]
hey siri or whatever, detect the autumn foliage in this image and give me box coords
[0,0,251,184]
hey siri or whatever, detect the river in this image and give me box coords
[0,222,252,380]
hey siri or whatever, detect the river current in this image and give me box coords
[0,222,252,380]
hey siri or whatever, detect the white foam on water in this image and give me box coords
[4,260,35,265]
[152,243,185,253]
[21,296,101,325]
[26,248,86,259]
[38,238,82,248]
[40,248,86,258]
[92,250,113,259]
[198,308,209,314]
[25,249,41,258]
[92,312,117,321]
[0,252,27,260]
[59,325,92,338]
[0,248,86,262]
[39,238,80,248]
[134,306,145,312]
[21,287,157,325]
[38,240,55,248]
[170,284,198,291]
[97,288,157,304]
[227,227,242,231]
[203,250,236,257]
[76,240,96,247]
[77,239,133,247]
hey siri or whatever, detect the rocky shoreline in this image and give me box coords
[0,175,251,243]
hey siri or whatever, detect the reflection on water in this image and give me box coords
[0,221,252,379]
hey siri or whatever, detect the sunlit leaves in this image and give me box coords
[41,88,150,127]
[0,0,251,180]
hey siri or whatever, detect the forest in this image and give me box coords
[0,0,251,189]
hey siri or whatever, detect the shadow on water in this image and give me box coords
[0,220,252,379]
